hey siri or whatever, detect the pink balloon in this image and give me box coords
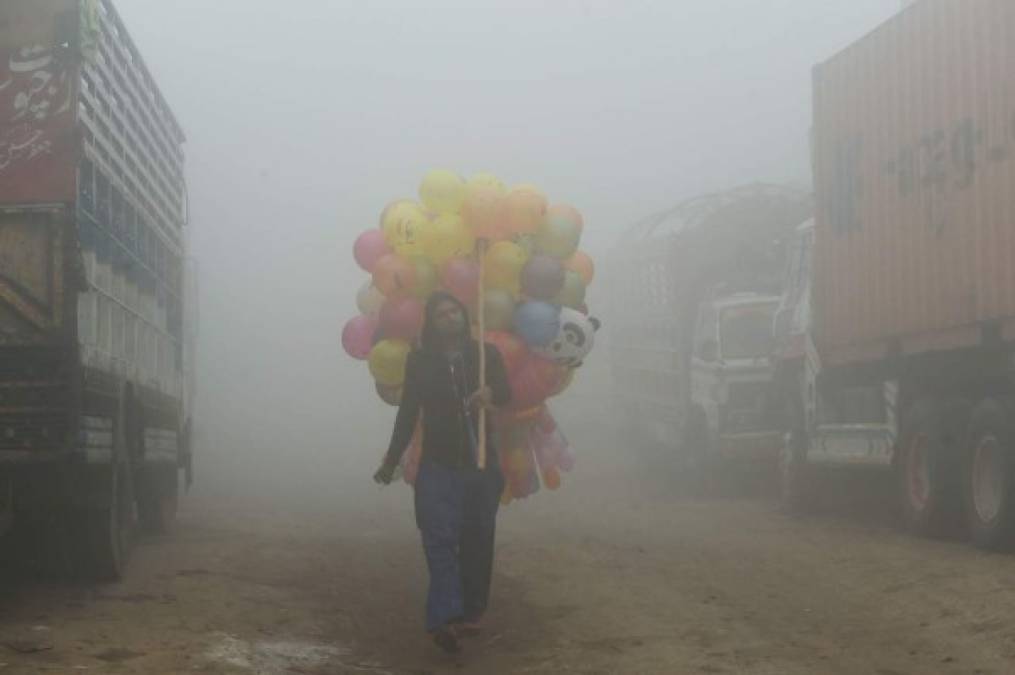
[379,296,424,341]
[441,258,481,306]
[529,427,560,473]
[353,230,392,273]
[342,314,378,360]
[537,409,557,434]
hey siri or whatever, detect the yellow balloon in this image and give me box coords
[508,446,533,474]
[382,201,429,257]
[378,199,413,228]
[419,169,466,214]
[368,339,411,388]
[483,240,528,292]
[423,212,475,266]
[468,172,506,195]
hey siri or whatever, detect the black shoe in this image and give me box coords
[433,626,461,654]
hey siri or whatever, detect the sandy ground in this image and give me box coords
[4,416,1015,674]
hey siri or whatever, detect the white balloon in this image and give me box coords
[356,281,385,317]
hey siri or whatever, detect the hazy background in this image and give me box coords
[109,0,898,504]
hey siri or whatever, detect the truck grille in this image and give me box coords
[723,382,781,434]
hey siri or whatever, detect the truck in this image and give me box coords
[774,0,1015,550]
[0,0,194,578]
[609,184,812,472]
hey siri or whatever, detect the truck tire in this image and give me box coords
[137,466,179,534]
[76,459,134,581]
[779,382,812,513]
[780,430,813,514]
[897,398,966,537]
[963,397,1015,551]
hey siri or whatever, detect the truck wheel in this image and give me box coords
[77,459,135,581]
[897,399,965,537]
[138,467,179,534]
[963,398,1015,551]
[780,431,812,513]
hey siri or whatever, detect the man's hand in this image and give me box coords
[373,462,396,486]
[466,386,494,411]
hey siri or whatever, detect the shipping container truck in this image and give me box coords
[774,0,1015,549]
[0,0,195,578]
[609,184,812,472]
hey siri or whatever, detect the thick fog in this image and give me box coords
[111,0,896,501]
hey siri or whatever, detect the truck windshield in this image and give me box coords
[720,304,776,359]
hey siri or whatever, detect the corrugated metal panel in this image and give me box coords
[813,0,1015,367]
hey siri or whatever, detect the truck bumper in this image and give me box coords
[717,431,783,462]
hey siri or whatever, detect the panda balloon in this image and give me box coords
[532,307,601,368]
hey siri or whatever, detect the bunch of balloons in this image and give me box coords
[342,169,599,500]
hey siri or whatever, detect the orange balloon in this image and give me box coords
[504,187,548,235]
[510,406,544,422]
[462,185,508,240]
[372,254,417,297]
[542,467,561,490]
[566,251,595,285]
[549,367,576,397]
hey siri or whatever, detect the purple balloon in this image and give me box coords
[353,230,392,273]
[558,445,576,472]
[441,258,481,306]
[342,314,378,360]
[379,296,424,341]
[521,254,566,300]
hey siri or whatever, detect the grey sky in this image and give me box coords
[111,0,897,469]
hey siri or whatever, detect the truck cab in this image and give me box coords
[773,220,897,510]
[687,291,783,462]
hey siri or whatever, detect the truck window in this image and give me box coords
[720,304,776,360]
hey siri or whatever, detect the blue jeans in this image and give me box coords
[414,459,504,633]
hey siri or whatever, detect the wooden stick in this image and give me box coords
[476,238,488,470]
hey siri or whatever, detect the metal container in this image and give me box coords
[812,0,1015,367]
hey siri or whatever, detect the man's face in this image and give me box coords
[433,300,466,338]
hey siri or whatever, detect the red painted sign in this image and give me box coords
[0,45,78,204]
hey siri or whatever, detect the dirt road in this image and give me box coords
[4,421,1015,674]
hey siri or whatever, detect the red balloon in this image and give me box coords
[441,258,481,306]
[484,331,528,374]
[379,296,424,341]
[353,230,392,273]
[507,354,565,411]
